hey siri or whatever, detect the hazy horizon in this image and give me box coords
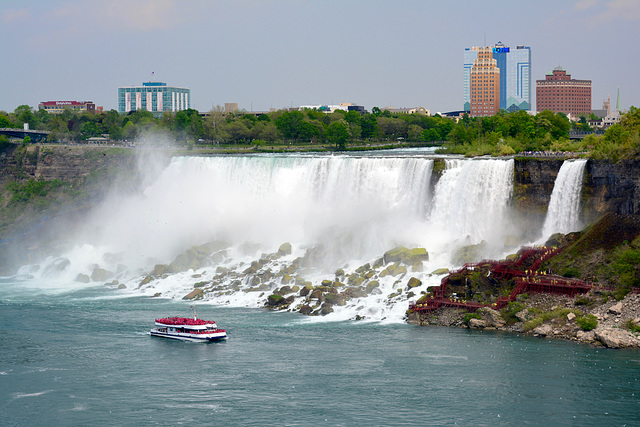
[2,0,638,114]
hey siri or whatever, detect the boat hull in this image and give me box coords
[150,329,227,342]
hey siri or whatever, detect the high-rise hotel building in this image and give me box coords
[469,47,500,117]
[464,43,531,114]
[117,82,190,116]
[536,67,591,116]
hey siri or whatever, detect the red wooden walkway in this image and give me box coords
[409,246,634,315]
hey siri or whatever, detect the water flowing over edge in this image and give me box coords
[540,159,588,240]
[2,154,583,323]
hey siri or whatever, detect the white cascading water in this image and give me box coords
[427,158,514,254]
[11,153,520,322]
[540,159,588,240]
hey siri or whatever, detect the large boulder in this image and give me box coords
[75,273,90,283]
[478,307,506,328]
[407,277,422,289]
[91,267,113,282]
[468,318,487,329]
[608,302,624,315]
[451,241,487,265]
[383,247,409,264]
[182,289,203,300]
[533,324,553,336]
[278,242,292,257]
[595,328,640,348]
[383,247,429,265]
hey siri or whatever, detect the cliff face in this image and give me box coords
[513,158,640,227]
[584,159,640,220]
[0,144,122,185]
[512,158,564,233]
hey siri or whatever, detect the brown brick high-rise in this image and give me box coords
[536,67,591,115]
[470,47,500,117]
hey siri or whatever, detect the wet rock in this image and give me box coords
[431,268,450,275]
[91,267,113,282]
[383,247,409,264]
[349,275,365,287]
[278,242,292,257]
[43,258,70,276]
[325,293,346,306]
[309,289,323,300]
[407,277,422,289]
[117,283,127,289]
[451,241,487,265]
[182,289,203,300]
[299,285,313,297]
[276,286,293,295]
[365,281,380,294]
[267,294,285,306]
[299,305,313,315]
[334,268,345,277]
[383,247,429,265]
[75,273,90,283]
[320,302,334,315]
[150,264,169,277]
[355,263,369,274]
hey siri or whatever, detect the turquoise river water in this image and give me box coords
[1,281,639,426]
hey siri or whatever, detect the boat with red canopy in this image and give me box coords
[150,308,227,342]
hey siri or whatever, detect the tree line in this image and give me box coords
[1,105,638,157]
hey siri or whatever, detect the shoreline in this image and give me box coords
[407,290,640,349]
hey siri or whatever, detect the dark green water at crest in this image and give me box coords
[1,285,639,426]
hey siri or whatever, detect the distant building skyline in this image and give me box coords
[469,47,500,117]
[117,82,190,116]
[464,42,531,113]
[536,67,591,116]
[38,100,101,115]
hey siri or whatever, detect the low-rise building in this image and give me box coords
[381,106,430,115]
[38,101,101,114]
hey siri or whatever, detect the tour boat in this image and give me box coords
[150,309,227,342]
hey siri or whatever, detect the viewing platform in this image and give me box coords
[409,246,637,315]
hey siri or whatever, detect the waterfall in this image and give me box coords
[427,158,514,256]
[11,153,520,322]
[540,159,588,239]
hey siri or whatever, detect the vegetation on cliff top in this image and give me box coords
[2,104,639,159]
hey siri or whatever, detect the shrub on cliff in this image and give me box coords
[576,314,598,331]
[500,301,525,324]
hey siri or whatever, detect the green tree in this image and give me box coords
[275,110,305,142]
[360,114,378,139]
[326,120,349,150]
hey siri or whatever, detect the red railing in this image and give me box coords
[409,246,637,315]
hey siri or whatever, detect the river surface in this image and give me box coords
[2,283,639,426]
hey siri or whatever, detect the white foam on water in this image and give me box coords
[6,154,542,322]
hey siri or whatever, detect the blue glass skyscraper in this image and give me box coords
[464,43,531,112]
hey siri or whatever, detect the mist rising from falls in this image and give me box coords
[540,159,588,240]
[9,153,522,322]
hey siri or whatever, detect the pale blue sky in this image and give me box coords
[1,0,638,114]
